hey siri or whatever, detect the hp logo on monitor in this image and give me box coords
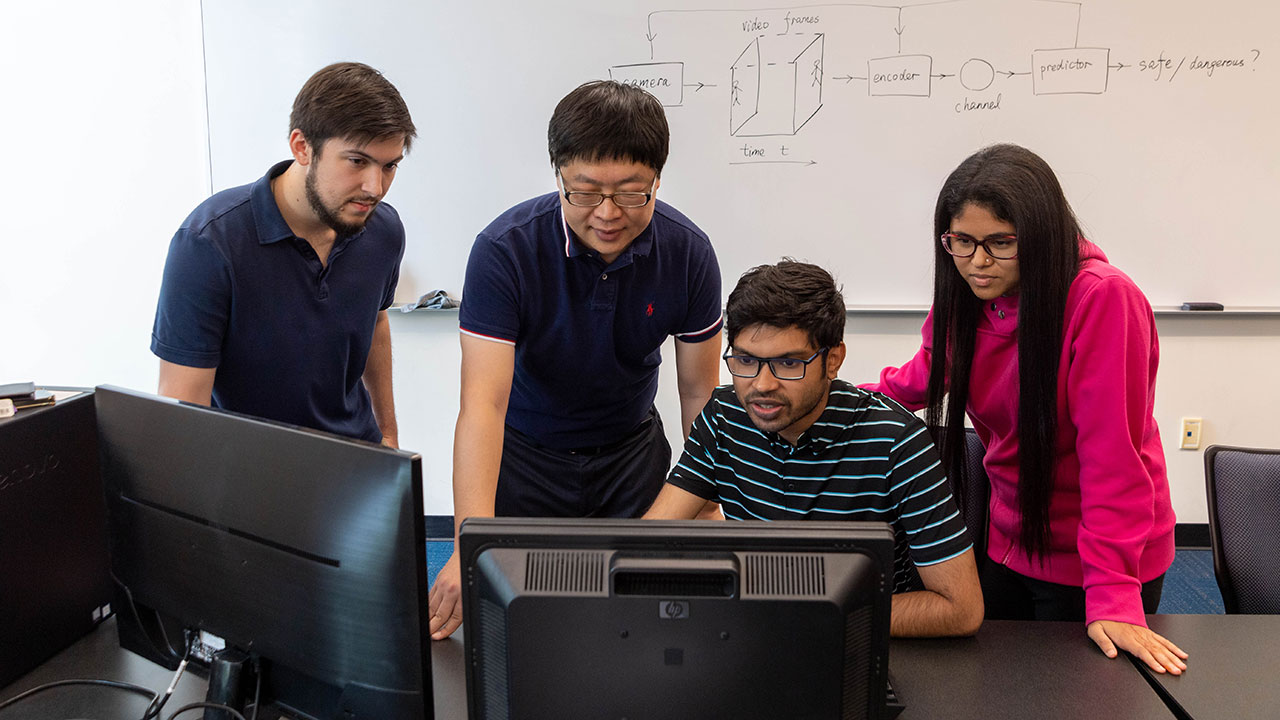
[660,600,689,619]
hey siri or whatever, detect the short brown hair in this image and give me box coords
[289,62,416,154]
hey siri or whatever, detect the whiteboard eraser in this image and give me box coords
[1180,302,1224,311]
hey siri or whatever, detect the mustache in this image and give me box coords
[744,392,788,406]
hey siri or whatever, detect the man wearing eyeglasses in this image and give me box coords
[428,80,723,639]
[645,260,984,638]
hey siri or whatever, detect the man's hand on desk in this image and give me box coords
[1088,619,1188,675]
[428,551,464,640]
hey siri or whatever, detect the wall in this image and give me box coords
[3,1,1277,525]
[1,1,210,391]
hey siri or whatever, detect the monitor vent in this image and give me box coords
[742,553,826,596]
[841,604,873,720]
[477,597,510,720]
[614,571,735,597]
[524,550,607,594]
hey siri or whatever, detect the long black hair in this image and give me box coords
[924,144,1081,562]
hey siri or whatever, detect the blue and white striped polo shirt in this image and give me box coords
[667,379,972,592]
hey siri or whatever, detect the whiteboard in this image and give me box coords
[202,0,1280,308]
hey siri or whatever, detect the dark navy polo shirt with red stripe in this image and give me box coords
[460,192,722,450]
[150,160,403,442]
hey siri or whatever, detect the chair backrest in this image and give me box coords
[1205,445,1280,614]
[924,426,990,566]
[961,428,990,567]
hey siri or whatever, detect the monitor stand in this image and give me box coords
[205,647,251,719]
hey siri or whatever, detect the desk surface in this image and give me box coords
[0,618,467,720]
[8,615,1268,720]
[889,619,1173,720]
[1135,614,1280,720]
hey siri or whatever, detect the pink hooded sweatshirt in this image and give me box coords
[863,239,1176,627]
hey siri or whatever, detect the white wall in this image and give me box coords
[3,1,1275,526]
[0,1,209,391]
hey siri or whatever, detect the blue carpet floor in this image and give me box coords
[1157,548,1223,614]
[427,540,1224,614]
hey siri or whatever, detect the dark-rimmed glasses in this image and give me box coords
[941,232,1019,259]
[557,173,657,208]
[723,348,829,380]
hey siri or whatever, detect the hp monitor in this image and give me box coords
[460,517,895,720]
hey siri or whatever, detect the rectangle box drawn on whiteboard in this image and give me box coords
[1032,48,1111,95]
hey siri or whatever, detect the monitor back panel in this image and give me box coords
[0,393,112,687]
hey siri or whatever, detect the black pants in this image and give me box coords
[981,560,1165,621]
[495,407,671,519]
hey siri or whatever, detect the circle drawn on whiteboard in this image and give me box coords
[960,59,995,91]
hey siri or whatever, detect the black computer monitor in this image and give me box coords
[94,385,432,719]
[459,517,895,720]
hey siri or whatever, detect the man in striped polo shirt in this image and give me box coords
[646,260,983,637]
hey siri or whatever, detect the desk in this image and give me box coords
[889,620,1172,719]
[9,616,1267,719]
[0,618,469,719]
[1133,614,1280,720]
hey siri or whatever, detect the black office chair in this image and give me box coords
[925,425,990,568]
[960,428,990,570]
[1204,444,1280,614]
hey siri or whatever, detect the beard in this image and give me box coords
[305,168,375,239]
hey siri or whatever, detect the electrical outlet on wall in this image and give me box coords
[1180,417,1203,450]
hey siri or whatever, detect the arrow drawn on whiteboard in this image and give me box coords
[832,75,866,83]
[1108,62,1129,71]
[683,82,718,92]
[729,160,818,166]
[998,70,1031,78]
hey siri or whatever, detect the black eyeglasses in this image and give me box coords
[557,173,657,208]
[941,232,1019,259]
[723,348,829,380]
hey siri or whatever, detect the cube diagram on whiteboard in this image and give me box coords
[730,34,824,137]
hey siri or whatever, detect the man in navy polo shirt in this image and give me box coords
[427,81,724,639]
[151,62,416,445]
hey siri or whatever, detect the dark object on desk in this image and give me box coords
[460,517,896,720]
[94,385,433,720]
[12,390,56,411]
[1180,302,1225,311]
[0,392,113,688]
[1204,444,1280,614]
[0,381,36,399]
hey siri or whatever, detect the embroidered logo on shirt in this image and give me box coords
[646,302,655,317]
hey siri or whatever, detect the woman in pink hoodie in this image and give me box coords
[864,144,1187,674]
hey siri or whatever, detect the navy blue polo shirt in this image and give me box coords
[151,160,404,442]
[460,192,722,449]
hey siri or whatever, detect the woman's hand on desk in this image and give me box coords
[428,551,464,640]
[1088,619,1188,675]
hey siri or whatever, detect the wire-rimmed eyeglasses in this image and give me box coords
[557,173,657,208]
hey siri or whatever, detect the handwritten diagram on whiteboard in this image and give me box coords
[607,1,1265,153]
